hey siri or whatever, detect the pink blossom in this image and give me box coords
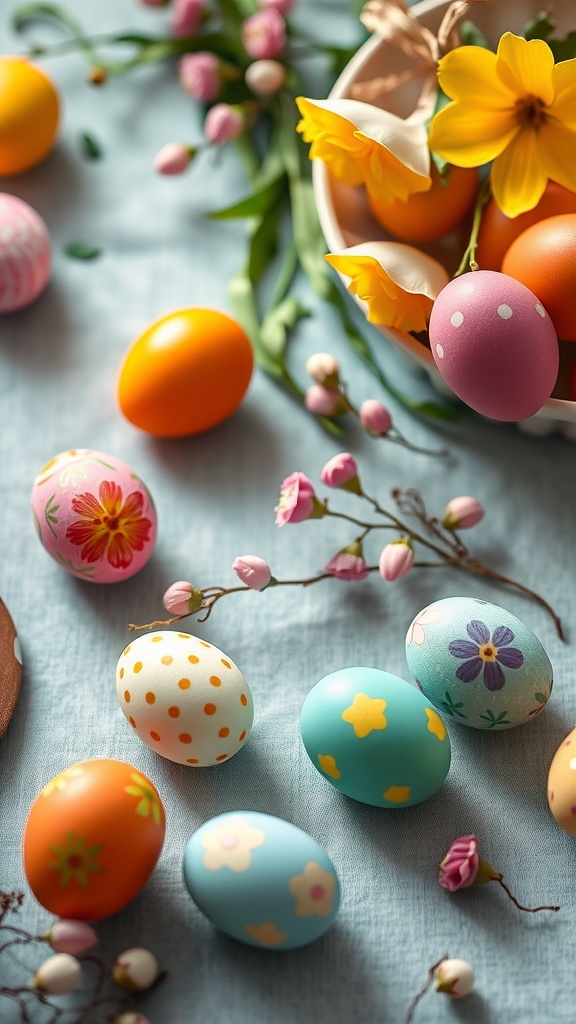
[324,542,368,581]
[438,835,479,891]
[232,555,272,590]
[179,52,221,102]
[153,142,194,175]
[305,351,340,386]
[241,9,286,60]
[442,496,485,531]
[245,59,286,96]
[261,0,294,13]
[170,0,203,37]
[379,540,414,581]
[359,398,392,436]
[204,104,245,144]
[163,581,203,615]
[43,920,97,955]
[305,384,346,417]
[275,471,317,526]
[320,452,359,490]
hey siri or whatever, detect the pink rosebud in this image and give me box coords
[179,52,221,102]
[232,555,272,590]
[442,496,485,531]
[170,0,203,37]
[153,142,195,175]
[245,59,286,96]
[241,9,286,60]
[324,541,368,581]
[438,834,479,891]
[261,0,294,13]
[43,920,98,955]
[163,581,204,616]
[31,954,82,995]
[275,471,324,526]
[305,384,347,417]
[305,352,340,386]
[113,948,159,992]
[359,398,392,436]
[204,103,245,145]
[320,452,360,492]
[379,539,414,581]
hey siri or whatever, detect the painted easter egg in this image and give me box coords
[299,667,451,808]
[183,811,340,949]
[428,271,559,420]
[547,726,576,837]
[0,194,51,312]
[116,630,254,766]
[31,449,157,583]
[23,759,165,920]
[405,597,553,730]
[0,57,59,176]
[116,308,254,437]
[0,597,22,740]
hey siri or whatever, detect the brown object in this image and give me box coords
[0,597,22,740]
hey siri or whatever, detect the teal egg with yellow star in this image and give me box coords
[299,667,451,808]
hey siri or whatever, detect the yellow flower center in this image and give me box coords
[514,94,547,130]
[479,643,497,663]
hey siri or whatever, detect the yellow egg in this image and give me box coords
[547,726,576,837]
[0,57,59,176]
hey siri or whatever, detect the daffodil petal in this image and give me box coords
[354,133,431,202]
[538,120,576,195]
[350,109,430,177]
[490,130,548,217]
[551,59,576,126]
[295,96,366,186]
[496,33,555,106]
[437,45,513,107]
[428,102,518,167]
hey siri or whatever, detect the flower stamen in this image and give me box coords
[514,94,547,130]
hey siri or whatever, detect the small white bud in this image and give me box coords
[31,953,82,995]
[113,947,159,992]
[434,957,475,998]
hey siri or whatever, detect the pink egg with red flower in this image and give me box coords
[429,270,559,421]
[31,449,157,583]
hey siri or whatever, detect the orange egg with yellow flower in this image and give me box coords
[370,164,479,243]
[23,759,166,920]
[0,57,59,176]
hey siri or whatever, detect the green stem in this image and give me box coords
[454,175,491,276]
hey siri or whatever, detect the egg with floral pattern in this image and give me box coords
[183,811,340,949]
[299,667,451,807]
[405,597,553,730]
[23,759,166,920]
[0,193,51,312]
[30,449,157,583]
[116,630,253,766]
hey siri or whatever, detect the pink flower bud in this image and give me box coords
[320,452,361,493]
[434,959,475,999]
[232,555,272,590]
[31,954,82,995]
[245,58,286,96]
[442,496,485,531]
[438,834,479,891]
[113,948,159,992]
[379,539,414,581]
[305,351,340,386]
[305,384,347,417]
[241,9,286,60]
[43,919,98,955]
[153,142,195,175]
[359,398,392,436]
[275,471,325,526]
[204,103,245,145]
[324,541,368,581]
[261,0,294,13]
[179,52,221,102]
[170,0,203,37]
[163,581,204,616]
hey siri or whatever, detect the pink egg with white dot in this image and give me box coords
[429,270,559,421]
[0,193,51,313]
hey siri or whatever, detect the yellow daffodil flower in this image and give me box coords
[428,32,576,217]
[296,96,431,203]
[326,241,449,333]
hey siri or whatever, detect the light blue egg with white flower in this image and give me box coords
[405,596,553,730]
[183,811,340,950]
[300,667,451,807]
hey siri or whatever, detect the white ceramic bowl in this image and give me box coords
[313,0,576,438]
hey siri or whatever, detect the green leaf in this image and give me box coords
[208,175,286,220]
[523,11,555,40]
[64,242,102,260]
[79,131,102,160]
[548,32,576,62]
[260,297,310,361]
[457,19,493,49]
[12,1,85,36]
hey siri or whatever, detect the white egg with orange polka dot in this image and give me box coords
[116,630,253,766]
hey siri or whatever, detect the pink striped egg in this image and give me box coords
[0,193,51,313]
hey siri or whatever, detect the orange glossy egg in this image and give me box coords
[369,164,479,243]
[23,759,166,920]
[501,214,576,342]
[117,308,254,437]
[0,57,59,176]
[475,181,576,272]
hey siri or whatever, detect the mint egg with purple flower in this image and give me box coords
[405,597,553,730]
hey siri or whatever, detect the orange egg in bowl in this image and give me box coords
[501,214,576,342]
[369,164,479,244]
[475,181,576,272]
